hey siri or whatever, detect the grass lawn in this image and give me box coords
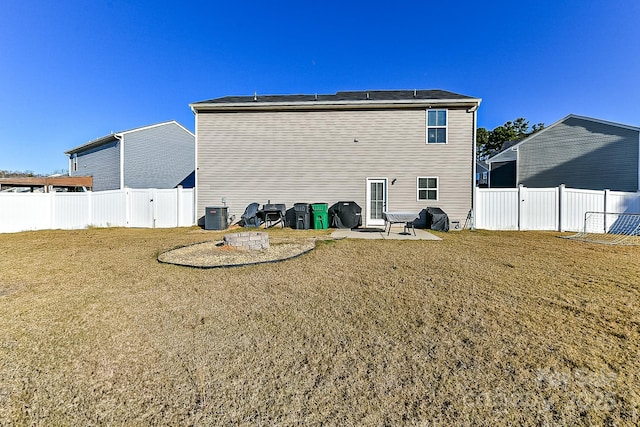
[0,227,638,425]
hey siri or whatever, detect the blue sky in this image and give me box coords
[1,0,639,174]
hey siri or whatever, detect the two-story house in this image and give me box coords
[65,121,195,191]
[190,90,481,227]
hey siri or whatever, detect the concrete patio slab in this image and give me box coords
[331,226,442,241]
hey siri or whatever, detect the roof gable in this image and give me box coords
[65,120,193,155]
[485,114,640,164]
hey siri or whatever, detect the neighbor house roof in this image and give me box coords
[0,176,93,192]
[485,114,640,164]
[190,90,481,112]
[64,120,193,156]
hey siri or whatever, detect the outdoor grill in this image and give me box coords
[260,203,287,228]
[329,201,362,229]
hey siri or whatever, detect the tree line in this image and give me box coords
[477,117,544,159]
[0,169,68,178]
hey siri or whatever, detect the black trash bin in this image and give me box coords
[204,206,228,230]
[293,203,310,229]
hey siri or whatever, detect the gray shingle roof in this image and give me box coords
[193,89,477,105]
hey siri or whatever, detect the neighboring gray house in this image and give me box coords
[65,121,195,191]
[190,90,481,227]
[476,160,489,187]
[485,115,640,191]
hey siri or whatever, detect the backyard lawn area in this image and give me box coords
[0,227,638,425]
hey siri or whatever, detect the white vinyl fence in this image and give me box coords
[0,188,195,234]
[475,185,640,232]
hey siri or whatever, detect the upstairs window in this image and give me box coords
[72,155,78,172]
[417,177,439,201]
[427,110,447,143]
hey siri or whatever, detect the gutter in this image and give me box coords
[190,98,483,113]
[114,133,124,190]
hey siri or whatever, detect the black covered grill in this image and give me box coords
[329,201,362,229]
[426,207,449,232]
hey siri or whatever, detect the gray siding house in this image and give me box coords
[486,115,640,191]
[65,121,195,191]
[190,90,481,227]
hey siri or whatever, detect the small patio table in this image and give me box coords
[383,212,420,236]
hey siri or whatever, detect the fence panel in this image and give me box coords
[52,192,90,229]
[0,193,51,232]
[521,187,559,230]
[475,186,640,232]
[91,190,127,227]
[607,191,640,214]
[178,189,195,227]
[476,188,519,230]
[154,189,179,228]
[561,188,605,232]
[1,188,195,233]
[128,189,154,228]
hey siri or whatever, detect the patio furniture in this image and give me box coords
[383,212,420,236]
[241,202,261,228]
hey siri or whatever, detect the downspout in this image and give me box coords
[114,133,124,189]
[469,102,479,230]
[191,105,198,226]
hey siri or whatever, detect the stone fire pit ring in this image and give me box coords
[224,231,269,250]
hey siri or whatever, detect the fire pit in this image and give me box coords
[223,231,270,250]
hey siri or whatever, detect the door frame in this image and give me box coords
[366,177,387,226]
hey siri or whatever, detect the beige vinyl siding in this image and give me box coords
[197,107,474,225]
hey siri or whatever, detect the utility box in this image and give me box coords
[310,203,328,230]
[293,203,310,229]
[204,206,228,230]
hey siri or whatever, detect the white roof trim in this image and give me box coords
[190,98,482,112]
[65,120,194,155]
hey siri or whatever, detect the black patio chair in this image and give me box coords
[241,202,261,228]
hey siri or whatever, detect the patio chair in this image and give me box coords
[241,202,261,228]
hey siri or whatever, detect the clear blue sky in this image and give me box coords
[1,0,639,174]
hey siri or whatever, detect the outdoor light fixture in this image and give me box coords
[392,179,397,185]
[353,138,358,142]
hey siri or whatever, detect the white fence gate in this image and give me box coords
[475,185,640,232]
[0,188,195,234]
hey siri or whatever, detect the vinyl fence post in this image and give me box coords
[176,185,182,227]
[558,184,565,232]
[125,188,131,227]
[518,184,524,231]
[49,190,55,230]
[604,189,610,233]
[86,190,92,228]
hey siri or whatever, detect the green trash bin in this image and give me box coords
[310,203,328,229]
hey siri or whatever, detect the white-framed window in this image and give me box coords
[417,176,439,201]
[426,109,447,143]
[72,155,78,172]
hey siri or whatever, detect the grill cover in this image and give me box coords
[426,207,449,232]
[329,201,362,229]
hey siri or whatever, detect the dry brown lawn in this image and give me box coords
[0,227,638,425]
